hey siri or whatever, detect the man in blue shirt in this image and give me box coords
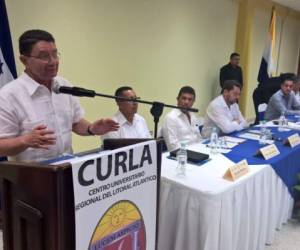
[293,76,300,103]
[264,75,300,120]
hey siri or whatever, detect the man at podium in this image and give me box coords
[0,29,119,162]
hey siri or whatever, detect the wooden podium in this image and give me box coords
[0,139,162,250]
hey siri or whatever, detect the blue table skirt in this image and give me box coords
[224,127,300,198]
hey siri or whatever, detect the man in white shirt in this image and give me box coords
[264,75,300,120]
[293,76,300,103]
[202,80,248,138]
[0,29,119,162]
[102,86,151,139]
[162,86,202,151]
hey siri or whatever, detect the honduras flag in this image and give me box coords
[257,7,276,84]
[0,0,17,89]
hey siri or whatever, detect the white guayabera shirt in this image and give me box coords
[202,95,248,138]
[0,72,84,162]
[162,108,202,151]
[101,110,151,140]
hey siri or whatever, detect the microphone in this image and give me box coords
[52,82,96,97]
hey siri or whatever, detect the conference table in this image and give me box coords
[157,122,300,250]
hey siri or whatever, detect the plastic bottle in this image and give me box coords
[283,113,289,131]
[210,127,219,154]
[278,112,285,132]
[176,141,187,176]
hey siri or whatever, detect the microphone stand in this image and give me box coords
[57,87,198,138]
[95,93,198,138]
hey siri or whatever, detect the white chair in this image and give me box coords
[258,103,267,121]
[196,116,204,133]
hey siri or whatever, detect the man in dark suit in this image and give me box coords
[220,52,243,88]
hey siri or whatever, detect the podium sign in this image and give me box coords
[71,140,157,250]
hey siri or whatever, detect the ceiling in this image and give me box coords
[272,0,300,12]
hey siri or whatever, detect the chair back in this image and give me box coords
[197,117,204,133]
[258,103,267,121]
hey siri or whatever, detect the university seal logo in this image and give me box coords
[89,200,146,250]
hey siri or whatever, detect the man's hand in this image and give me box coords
[233,118,242,124]
[89,119,119,135]
[21,124,56,149]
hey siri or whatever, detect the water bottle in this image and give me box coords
[176,141,187,176]
[210,127,219,154]
[219,136,228,149]
[278,112,285,132]
[283,114,289,131]
[259,121,267,145]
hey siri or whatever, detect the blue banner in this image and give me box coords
[0,0,17,89]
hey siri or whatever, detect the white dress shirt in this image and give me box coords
[202,95,248,138]
[101,111,151,139]
[0,72,84,162]
[162,109,202,151]
[264,90,300,120]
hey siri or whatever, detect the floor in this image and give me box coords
[266,219,300,250]
[0,231,2,250]
[0,220,298,249]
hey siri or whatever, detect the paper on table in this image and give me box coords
[238,132,274,144]
[218,148,232,153]
[224,141,238,149]
[247,129,262,135]
[238,132,260,140]
[204,144,232,153]
[217,138,238,149]
[288,122,300,130]
[222,136,246,144]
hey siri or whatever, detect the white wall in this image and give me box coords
[277,15,300,74]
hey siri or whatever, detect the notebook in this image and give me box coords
[170,149,209,164]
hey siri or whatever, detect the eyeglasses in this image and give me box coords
[25,51,61,62]
[120,97,141,103]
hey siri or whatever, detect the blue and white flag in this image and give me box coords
[257,7,276,84]
[0,0,17,89]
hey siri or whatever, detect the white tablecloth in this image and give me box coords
[157,144,294,250]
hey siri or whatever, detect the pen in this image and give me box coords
[205,144,231,150]
[224,140,240,144]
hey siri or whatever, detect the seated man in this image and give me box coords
[202,80,248,138]
[265,75,300,121]
[162,86,202,151]
[293,76,300,103]
[101,86,151,139]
